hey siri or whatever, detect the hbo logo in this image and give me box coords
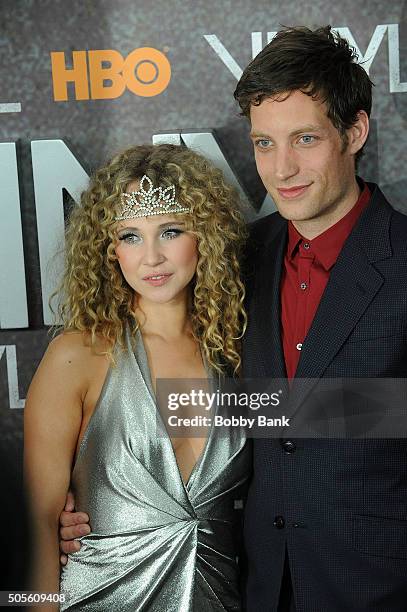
[50,48,171,100]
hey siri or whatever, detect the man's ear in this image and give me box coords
[348,110,370,155]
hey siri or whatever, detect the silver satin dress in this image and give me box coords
[60,330,251,611]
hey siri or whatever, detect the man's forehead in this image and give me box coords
[250,123,324,137]
[249,91,331,132]
[252,88,326,106]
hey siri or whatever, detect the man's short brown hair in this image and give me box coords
[234,26,373,161]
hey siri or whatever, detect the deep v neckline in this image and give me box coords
[128,327,216,492]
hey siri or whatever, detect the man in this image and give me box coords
[234,25,407,612]
[59,26,407,611]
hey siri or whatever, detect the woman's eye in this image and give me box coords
[119,233,141,244]
[162,228,183,240]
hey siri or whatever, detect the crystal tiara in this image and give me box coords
[115,175,189,220]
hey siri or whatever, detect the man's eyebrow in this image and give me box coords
[250,131,271,139]
[289,124,324,135]
[250,124,324,139]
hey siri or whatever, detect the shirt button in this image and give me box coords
[303,242,310,249]
[282,440,296,454]
[300,282,308,290]
[274,516,285,529]
[296,343,302,351]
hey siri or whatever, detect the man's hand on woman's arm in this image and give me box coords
[59,490,91,565]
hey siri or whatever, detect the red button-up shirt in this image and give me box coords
[281,182,371,379]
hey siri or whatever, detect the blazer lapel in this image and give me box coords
[249,220,287,379]
[290,184,393,412]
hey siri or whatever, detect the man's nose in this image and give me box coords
[274,146,300,182]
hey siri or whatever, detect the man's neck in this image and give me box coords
[292,180,362,240]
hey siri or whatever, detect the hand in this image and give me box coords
[59,490,90,565]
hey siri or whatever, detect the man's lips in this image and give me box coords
[142,273,173,286]
[277,184,311,199]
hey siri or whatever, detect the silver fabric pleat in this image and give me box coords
[60,329,251,611]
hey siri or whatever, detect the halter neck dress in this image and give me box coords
[60,329,251,611]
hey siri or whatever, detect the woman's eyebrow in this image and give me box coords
[117,226,140,232]
[117,221,186,232]
[158,221,186,228]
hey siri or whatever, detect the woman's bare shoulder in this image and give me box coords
[35,331,111,394]
[46,330,111,361]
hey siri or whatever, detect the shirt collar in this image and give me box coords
[287,180,371,271]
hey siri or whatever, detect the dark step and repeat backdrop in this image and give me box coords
[0,0,406,481]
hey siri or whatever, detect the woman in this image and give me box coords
[24,144,251,611]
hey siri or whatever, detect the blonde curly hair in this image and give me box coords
[54,144,248,374]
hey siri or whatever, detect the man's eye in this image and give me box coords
[299,135,316,144]
[119,233,141,244]
[255,139,272,148]
[162,228,183,240]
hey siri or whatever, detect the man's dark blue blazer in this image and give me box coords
[242,181,407,611]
